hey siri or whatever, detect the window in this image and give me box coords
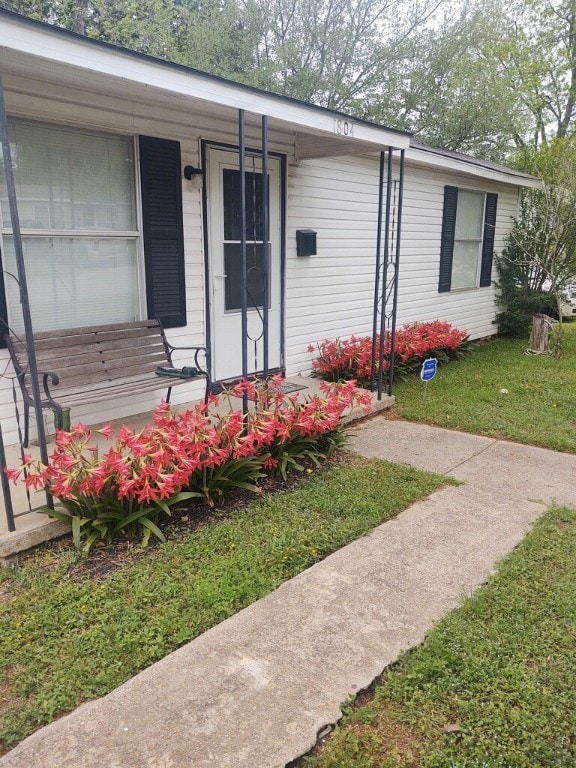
[0,124,187,337]
[0,120,140,334]
[438,186,498,293]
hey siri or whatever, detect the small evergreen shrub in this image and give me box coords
[494,246,557,337]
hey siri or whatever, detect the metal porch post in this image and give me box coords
[0,76,50,475]
[376,147,394,400]
[238,109,249,414]
[261,115,269,378]
[387,149,405,396]
[371,151,386,392]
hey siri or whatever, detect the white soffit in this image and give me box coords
[295,133,387,159]
[0,14,410,152]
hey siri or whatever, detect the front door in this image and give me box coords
[207,148,282,381]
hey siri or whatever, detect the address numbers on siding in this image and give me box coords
[333,119,354,136]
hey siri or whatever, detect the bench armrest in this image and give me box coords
[40,370,61,406]
[164,343,209,376]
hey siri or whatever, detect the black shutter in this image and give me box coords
[479,192,498,288]
[139,136,186,328]
[438,185,458,293]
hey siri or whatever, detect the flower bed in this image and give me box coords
[308,320,471,384]
[6,376,371,551]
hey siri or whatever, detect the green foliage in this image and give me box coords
[494,243,556,337]
[45,491,198,551]
[496,138,576,335]
[0,459,449,750]
[186,455,266,505]
[306,506,576,767]
[393,324,576,453]
[266,429,348,480]
[369,4,528,161]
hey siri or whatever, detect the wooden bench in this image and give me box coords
[5,319,209,447]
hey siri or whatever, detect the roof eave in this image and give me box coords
[405,145,542,189]
[0,10,410,152]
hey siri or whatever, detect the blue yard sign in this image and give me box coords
[420,357,438,382]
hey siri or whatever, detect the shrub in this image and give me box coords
[308,321,470,384]
[6,377,370,551]
[494,243,560,337]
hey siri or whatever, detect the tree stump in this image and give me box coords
[528,313,554,354]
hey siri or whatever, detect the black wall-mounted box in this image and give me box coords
[296,229,317,257]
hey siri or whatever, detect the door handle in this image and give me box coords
[213,274,227,279]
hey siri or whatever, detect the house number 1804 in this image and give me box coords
[333,119,354,136]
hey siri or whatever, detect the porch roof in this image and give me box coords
[0,9,410,158]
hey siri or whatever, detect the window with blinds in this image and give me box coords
[0,119,140,333]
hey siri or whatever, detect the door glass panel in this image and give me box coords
[223,168,269,241]
[224,243,269,311]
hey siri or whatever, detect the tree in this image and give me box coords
[237,0,442,110]
[366,1,530,160]
[495,136,576,335]
[0,0,255,72]
[488,0,576,147]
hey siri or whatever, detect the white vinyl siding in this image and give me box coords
[285,156,518,375]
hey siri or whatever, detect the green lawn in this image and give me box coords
[302,505,576,768]
[0,458,448,753]
[393,323,576,453]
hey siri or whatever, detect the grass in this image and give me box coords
[392,323,576,453]
[301,505,576,768]
[0,457,449,752]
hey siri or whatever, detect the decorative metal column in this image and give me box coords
[371,146,405,399]
[387,149,405,395]
[236,109,271,409]
[261,115,269,378]
[370,151,386,390]
[0,76,50,469]
[238,109,249,414]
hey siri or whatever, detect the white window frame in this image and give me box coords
[451,189,487,291]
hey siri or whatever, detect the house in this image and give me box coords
[0,9,539,447]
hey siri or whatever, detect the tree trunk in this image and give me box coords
[71,0,91,36]
[528,314,554,354]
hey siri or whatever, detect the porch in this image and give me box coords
[0,376,393,561]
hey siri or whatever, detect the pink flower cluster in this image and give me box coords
[6,376,371,509]
[308,321,469,381]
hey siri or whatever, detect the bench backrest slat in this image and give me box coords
[27,343,166,368]
[7,320,176,396]
[9,325,163,356]
[29,319,161,341]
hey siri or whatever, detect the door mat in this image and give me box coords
[210,380,308,396]
[251,381,309,399]
[277,382,308,394]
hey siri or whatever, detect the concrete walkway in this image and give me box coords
[2,418,576,768]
